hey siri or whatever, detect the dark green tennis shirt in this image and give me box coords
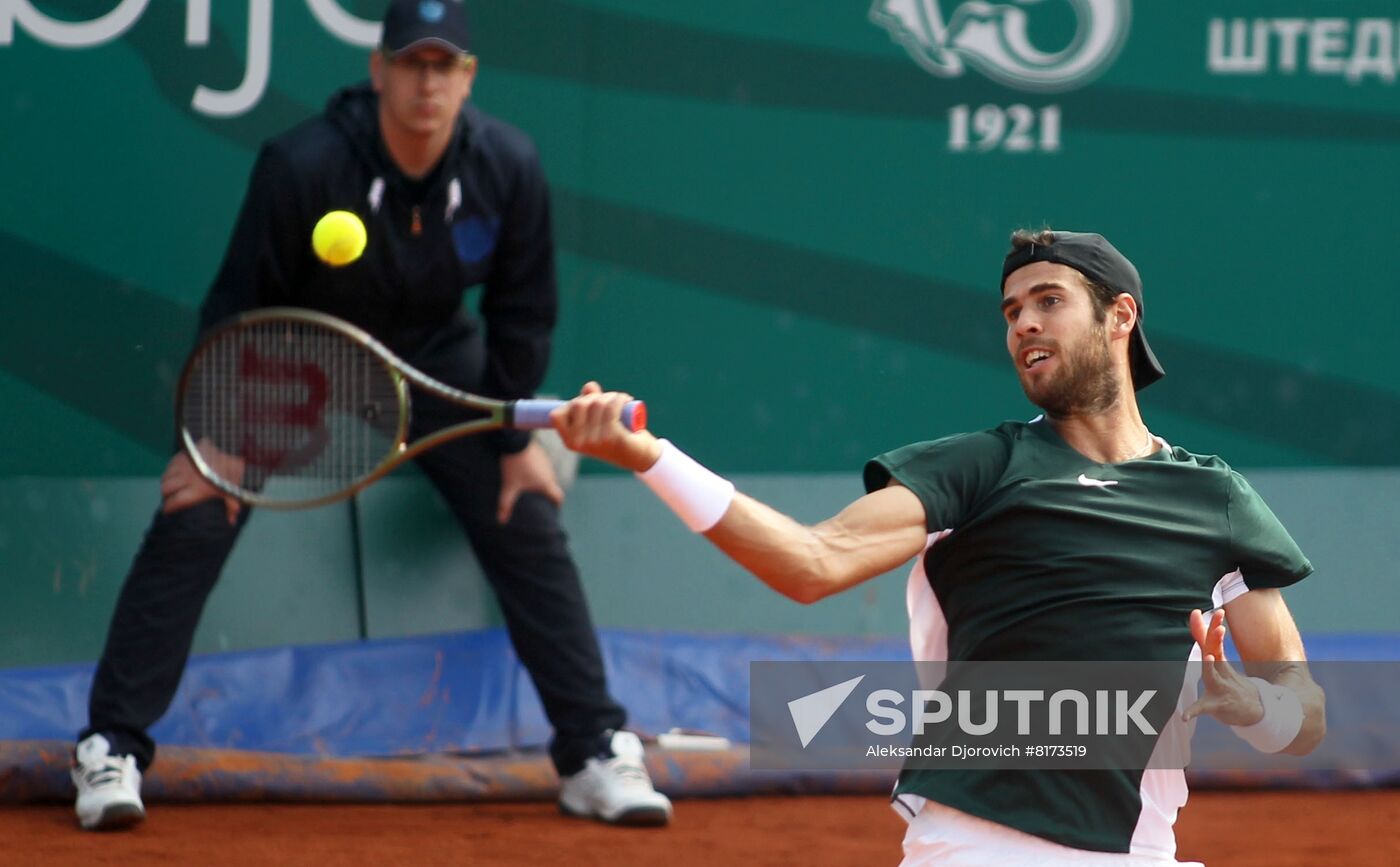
[864,418,1312,854]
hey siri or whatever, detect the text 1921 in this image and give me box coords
[948,104,1061,153]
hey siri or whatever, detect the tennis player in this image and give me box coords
[551,229,1326,865]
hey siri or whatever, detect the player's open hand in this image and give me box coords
[1181,608,1266,727]
[551,382,662,473]
[160,446,243,525]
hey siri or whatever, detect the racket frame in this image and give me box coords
[176,307,523,510]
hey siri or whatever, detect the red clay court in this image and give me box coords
[5,790,1400,866]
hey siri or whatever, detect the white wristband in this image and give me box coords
[1230,676,1304,754]
[636,440,735,533]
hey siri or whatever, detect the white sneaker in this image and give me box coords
[558,731,673,827]
[71,734,146,831]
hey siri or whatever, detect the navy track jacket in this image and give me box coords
[199,84,558,454]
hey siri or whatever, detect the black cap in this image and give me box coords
[381,0,471,55]
[1001,231,1165,391]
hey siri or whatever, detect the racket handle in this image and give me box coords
[511,399,647,432]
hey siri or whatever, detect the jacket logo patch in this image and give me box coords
[452,216,500,265]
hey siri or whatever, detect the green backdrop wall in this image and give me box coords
[2,2,1397,667]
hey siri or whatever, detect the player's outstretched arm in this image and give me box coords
[706,485,929,603]
[551,383,929,603]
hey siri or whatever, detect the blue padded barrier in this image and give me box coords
[1,629,1396,798]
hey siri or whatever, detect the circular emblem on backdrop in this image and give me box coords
[419,0,445,24]
[870,0,1132,93]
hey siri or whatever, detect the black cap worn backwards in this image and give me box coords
[381,0,471,55]
[1001,230,1166,391]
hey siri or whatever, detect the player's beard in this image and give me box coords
[1021,322,1119,418]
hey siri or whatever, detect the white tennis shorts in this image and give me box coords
[900,799,1205,867]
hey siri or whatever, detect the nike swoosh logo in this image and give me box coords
[1077,474,1119,488]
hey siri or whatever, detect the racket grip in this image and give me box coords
[511,399,647,432]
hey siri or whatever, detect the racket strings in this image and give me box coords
[181,318,402,502]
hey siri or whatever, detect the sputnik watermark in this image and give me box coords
[753,660,1400,772]
[753,660,1185,771]
[863,688,1158,737]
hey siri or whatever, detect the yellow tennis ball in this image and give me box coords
[312,210,367,267]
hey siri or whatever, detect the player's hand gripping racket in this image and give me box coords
[176,307,644,509]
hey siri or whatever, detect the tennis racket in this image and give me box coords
[176,307,644,509]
